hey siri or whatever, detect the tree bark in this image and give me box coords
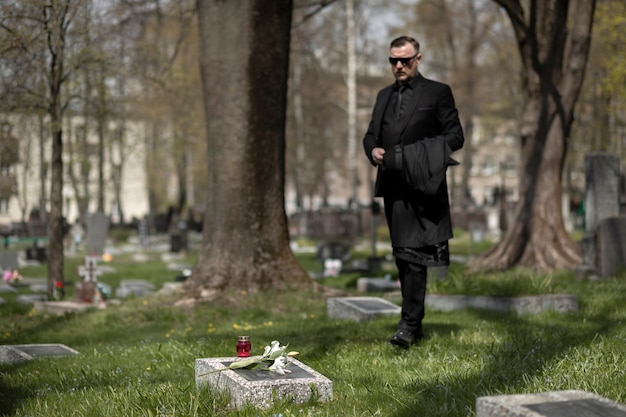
[470,0,595,272]
[187,0,311,300]
[45,1,70,297]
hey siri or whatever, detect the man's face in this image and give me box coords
[389,44,420,84]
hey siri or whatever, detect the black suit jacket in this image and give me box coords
[362,74,464,248]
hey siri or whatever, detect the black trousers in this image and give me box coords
[395,257,427,335]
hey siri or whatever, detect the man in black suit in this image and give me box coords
[363,36,464,348]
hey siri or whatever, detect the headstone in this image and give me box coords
[476,390,626,417]
[0,251,19,271]
[596,216,626,277]
[323,258,342,276]
[77,256,104,282]
[75,281,97,303]
[115,279,156,298]
[327,296,401,322]
[70,222,84,254]
[85,212,109,256]
[75,256,104,303]
[195,357,333,409]
[577,153,622,278]
[316,241,351,264]
[25,241,47,263]
[138,218,149,249]
[584,152,620,232]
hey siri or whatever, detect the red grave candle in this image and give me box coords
[236,336,251,357]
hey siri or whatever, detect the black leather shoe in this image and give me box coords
[389,330,414,349]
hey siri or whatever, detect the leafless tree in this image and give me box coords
[0,0,98,296]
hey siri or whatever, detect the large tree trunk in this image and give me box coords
[470,0,595,272]
[186,0,311,300]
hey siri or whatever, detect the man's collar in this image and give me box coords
[396,72,421,90]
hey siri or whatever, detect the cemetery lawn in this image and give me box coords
[1,252,625,416]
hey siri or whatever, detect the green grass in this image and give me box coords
[1,240,625,417]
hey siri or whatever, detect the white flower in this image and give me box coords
[268,356,292,375]
[263,340,287,360]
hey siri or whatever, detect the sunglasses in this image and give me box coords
[388,54,417,66]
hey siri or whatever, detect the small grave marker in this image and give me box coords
[16,294,47,304]
[0,344,79,365]
[78,256,103,282]
[195,357,333,409]
[76,256,104,303]
[115,279,156,298]
[0,283,17,293]
[525,399,626,417]
[0,251,19,271]
[0,346,32,365]
[425,294,578,315]
[327,296,400,322]
[476,390,626,417]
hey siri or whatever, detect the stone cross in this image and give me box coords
[77,256,103,283]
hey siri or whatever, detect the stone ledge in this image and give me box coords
[195,357,332,409]
[476,390,626,417]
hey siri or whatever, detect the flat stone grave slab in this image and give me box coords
[0,343,80,365]
[476,390,626,417]
[195,357,332,409]
[161,282,184,294]
[9,276,46,288]
[98,265,116,274]
[425,294,578,315]
[0,346,32,365]
[10,343,80,358]
[29,282,48,293]
[116,279,156,298]
[131,253,151,262]
[0,283,17,293]
[327,296,400,322]
[16,294,48,304]
[34,300,105,314]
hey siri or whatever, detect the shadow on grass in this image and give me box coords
[390,297,623,417]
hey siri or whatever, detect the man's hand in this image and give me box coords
[371,147,385,165]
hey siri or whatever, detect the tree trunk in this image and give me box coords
[470,0,595,272]
[45,2,68,298]
[187,0,310,300]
